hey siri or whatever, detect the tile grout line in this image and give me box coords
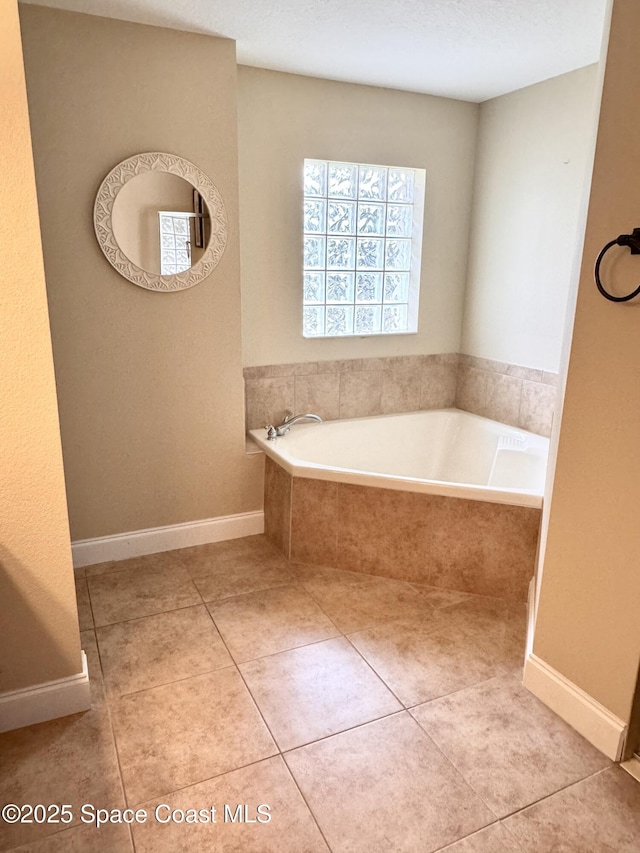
[407,704,503,827]
[199,600,336,851]
[279,710,429,852]
[85,544,275,580]
[2,816,80,851]
[293,569,434,638]
[497,765,615,823]
[408,581,524,608]
[516,373,524,428]
[277,754,335,853]
[201,599,283,757]
[197,577,294,605]
[280,708,410,758]
[493,818,525,852]
[340,631,409,710]
[90,599,206,630]
[108,662,239,701]
[228,673,336,852]
[91,626,139,834]
[287,578,347,638]
[402,668,520,714]
[125,757,276,809]
[84,574,97,631]
[432,821,521,853]
[408,695,613,828]
[84,557,189,580]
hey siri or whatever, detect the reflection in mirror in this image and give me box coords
[111,171,210,275]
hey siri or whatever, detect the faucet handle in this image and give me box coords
[265,425,278,440]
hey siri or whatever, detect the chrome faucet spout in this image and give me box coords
[265,412,322,440]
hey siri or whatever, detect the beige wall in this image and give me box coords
[533,0,640,724]
[0,0,81,691]
[19,6,263,541]
[237,67,479,367]
[462,65,600,373]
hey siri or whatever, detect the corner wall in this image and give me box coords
[19,5,264,541]
[531,0,639,736]
[0,0,81,694]
[237,67,479,367]
[462,65,600,373]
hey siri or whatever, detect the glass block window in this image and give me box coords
[159,212,192,275]
[303,159,425,338]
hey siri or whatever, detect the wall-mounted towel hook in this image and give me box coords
[594,228,640,302]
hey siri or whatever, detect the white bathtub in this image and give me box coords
[250,408,549,508]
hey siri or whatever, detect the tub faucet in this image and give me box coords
[265,412,322,440]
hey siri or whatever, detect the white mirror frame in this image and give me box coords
[94,152,228,292]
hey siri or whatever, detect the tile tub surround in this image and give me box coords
[456,355,558,438]
[244,354,459,431]
[244,353,558,437]
[264,457,541,601]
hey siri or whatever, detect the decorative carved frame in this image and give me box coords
[93,152,228,292]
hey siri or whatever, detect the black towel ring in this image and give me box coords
[595,227,640,302]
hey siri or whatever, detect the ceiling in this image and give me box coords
[21,0,609,102]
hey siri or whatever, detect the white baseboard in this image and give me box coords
[523,653,627,761]
[0,651,91,733]
[72,511,265,568]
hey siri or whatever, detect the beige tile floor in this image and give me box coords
[2,534,639,852]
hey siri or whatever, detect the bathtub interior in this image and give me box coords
[250,409,548,496]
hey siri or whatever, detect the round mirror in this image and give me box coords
[94,152,227,291]
[112,171,210,275]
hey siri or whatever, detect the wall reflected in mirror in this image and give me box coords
[111,171,210,275]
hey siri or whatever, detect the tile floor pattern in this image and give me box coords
[2,535,639,851]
